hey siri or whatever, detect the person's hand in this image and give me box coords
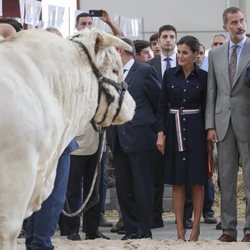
[156,132,165,155]
[207,129,218,144]
[99,9,110,24]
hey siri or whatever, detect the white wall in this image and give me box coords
[79,0,250,49]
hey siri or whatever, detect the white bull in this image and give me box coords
[0,28,135,249]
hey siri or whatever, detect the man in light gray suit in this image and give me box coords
[206,7,250,242]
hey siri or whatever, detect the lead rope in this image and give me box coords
[62,128,106,217]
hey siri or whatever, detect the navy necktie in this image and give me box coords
[164,57,172,71]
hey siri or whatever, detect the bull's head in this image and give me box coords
[70,29,135,127]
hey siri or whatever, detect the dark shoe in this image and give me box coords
[67,233,81,241]
[117,227,126,235]
[110,226,119,233]
[110,225,125,234]
[137,231,152,239]
[121,233,138,240]
[218,234,236,242]
[183,218,193,229]
[151,220,164,229]
[85,231,110,240]
[241,234,250,242]
[204,214,217,224]
[99,214,113,227]
[216,222,222,230]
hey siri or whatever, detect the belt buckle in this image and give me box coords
[179,107,184,115]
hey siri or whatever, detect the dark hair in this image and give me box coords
[212,33,226,40]
[158,25,177,38]
[149,33,159,43]
[119,37,135,57]
[133,40,150,54]
[177,35,200,53]
[76,12,93,25]
[222,7,242,24]
[199,43,205,53]
[0,17,23,32]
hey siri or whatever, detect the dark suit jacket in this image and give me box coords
[110,62,161,154]
[148,55,162,83]
[148,54,178,84]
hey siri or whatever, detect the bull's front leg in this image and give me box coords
[0,155,39,250]
[0,220,22,250]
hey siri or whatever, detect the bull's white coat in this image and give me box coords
[0,28,135,249]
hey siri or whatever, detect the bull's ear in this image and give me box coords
[94,33,104,54]
[93,29,132,53]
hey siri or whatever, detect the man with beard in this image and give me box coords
[206,6,250,242]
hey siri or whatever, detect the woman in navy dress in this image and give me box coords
[156,36,208,241]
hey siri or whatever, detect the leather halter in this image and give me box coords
[70,36,128,129]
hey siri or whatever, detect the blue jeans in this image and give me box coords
[25,140,78,250]
[203,178,215,216]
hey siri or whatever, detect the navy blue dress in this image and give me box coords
[157,66,208,185]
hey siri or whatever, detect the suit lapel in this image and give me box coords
[125,62,138,88]
[156,56,162,78]
[220,42,231,91]
[233,39,250,87]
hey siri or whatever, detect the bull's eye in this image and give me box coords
[113,69,119,75]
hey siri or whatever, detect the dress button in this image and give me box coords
[186,80,189,83]
[183,118,186,121]
[183,99,186,102]
[183,89,187,92]
[183,157,186,161]
[171,85,174,88]
[183,128,186,131]
[183,138,186,141]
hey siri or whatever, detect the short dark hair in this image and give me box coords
[76,12,93,25]
[149,33,159,43]
[199,43,205,53]
[158,25,177,38]
[177,35,200,53]
[0,17,23,32]
[133,40,150,54]
[119,37,135,57]
[212,33,226,40]
[222,7,242,24]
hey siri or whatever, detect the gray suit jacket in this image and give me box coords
[205,39,250,142]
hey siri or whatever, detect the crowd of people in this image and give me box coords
[1,5,250,249]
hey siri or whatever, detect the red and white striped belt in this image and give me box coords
[169,108,200,152]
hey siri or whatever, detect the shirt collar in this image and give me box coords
[229,36,247,49]
[173,65,200,76]
[123,59,135,71]
[161,53,176,62]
